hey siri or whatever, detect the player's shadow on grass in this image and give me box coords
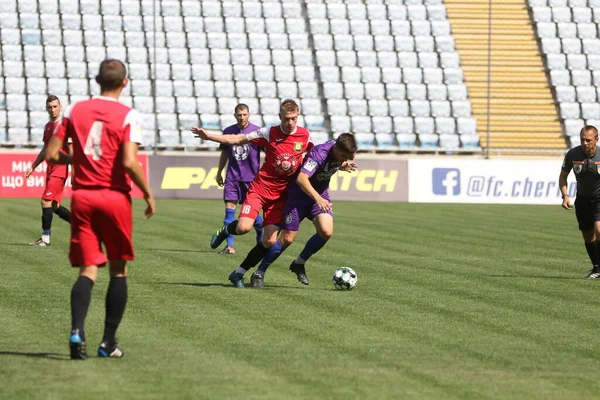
[159,282,233,288]
[158,282,309,290]
[148,248,216,254]
[0,351,69,360]
[488,274,583,280]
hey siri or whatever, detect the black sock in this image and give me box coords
[54,206,71,223]
[239,243,268,271]
[594,241,600,266]
[42,207,53,231]
[103,277,128,345]
[226,220,239,235]
[71,276,94,341]
[585,242,599,266]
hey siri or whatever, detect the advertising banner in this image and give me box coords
[0,152,148,198]
[408,158,575,204]
[149,154,409,202]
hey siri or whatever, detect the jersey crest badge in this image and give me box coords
[232,144,249,161]
[574,164,583,174]
[294,142,303,152]
[275,153,299,175]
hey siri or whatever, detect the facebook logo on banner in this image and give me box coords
[432,168,461,195]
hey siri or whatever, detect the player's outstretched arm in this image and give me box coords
[558,170,573,210]
[297,172,331,213]
[26,145,48,178]
[191,127,249,145]
[45,135,73,165]
[123,141,155,218]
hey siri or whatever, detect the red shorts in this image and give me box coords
[239,187,287,227]
[69,189,134,267]
[42,175,67,203]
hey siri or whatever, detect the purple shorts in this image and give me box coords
[223,180,252,203]
[282,197,333,232]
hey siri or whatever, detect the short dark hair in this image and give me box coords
[581,125,599,138]
[46,95,60,105]
[95,59,127,91]
[280,99,299,114]
[235,104,249,113]
[335,133,358,153]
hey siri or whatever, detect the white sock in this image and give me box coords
[42,234,50,244]
[295,256,306,265]
[235,267,246,275]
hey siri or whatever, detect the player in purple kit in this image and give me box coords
[250,133,358,288]
[215,104,263,254]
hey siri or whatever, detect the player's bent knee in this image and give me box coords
[582,229,596,242]
[280,231,297,248]
[236,224,253,235]
[261,236,278,248]
[319,230,333,241]
[594,224,600,238]
[238,226,252,235]
[316,223,334,240]
[109,260,128,277]
[79,266,99,282]
[236,217,256,234]
[280,237,294,248]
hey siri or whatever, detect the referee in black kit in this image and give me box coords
[560,125,600,278]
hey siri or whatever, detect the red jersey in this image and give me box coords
[246,125,313,198]
[43,120,70,178]
[56,96,143,193]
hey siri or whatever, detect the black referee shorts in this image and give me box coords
[575,196,600,231]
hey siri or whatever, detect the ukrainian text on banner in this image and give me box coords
[149,154,409,201]
[0,152,149,198]
[408,158,575,204]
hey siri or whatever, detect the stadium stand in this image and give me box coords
[0,0,479,152]
[445,0,566,152]
[528,0,600,148]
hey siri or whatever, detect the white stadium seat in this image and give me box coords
[0,0,480,152]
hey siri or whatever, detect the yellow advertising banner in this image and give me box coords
[150,155,408,201]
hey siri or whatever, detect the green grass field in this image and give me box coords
[1,198,599,399]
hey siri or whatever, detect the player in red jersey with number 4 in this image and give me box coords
[26,95,72,247]
[46,59,155,360]
[192,99,313,288]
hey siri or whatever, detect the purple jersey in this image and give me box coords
[288,140,341,201]
[219,122,262,182]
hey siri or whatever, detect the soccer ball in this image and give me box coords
[332,267,357,290]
